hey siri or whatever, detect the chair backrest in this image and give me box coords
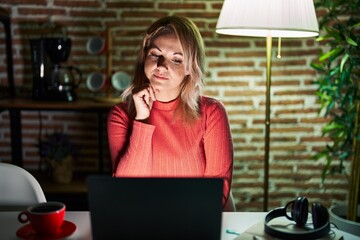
[0,163,46,211]
[223,190,236,212]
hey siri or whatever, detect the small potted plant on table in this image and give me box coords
[39,131,77,184]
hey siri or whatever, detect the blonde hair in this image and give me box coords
[122,15,205,121]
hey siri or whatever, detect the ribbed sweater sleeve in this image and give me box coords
[115,121,154,176]
[107,104,154,176]
[202,99,233,205]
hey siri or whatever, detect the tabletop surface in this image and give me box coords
[1,211,359,240]
[0,97,118,110]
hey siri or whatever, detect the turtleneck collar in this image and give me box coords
[152,97,180,111]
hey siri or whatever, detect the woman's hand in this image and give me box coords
[132,83,157,121]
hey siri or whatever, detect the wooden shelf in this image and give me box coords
[0,97,113,172]
[30,171,90,194]
[0,97,116,111]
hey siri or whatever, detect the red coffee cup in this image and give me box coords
[18,202,65,235]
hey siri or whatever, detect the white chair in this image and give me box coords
[223,190,236,212]
[0,163,46,211]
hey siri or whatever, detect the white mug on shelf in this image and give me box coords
[111,71,131,92]
[86,36,106,55]
[86,72,106,92]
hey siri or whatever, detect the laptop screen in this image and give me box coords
[87,176,223,240]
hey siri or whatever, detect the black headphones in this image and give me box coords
[264,197,330,240]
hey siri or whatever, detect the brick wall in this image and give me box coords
[0,0,348,211]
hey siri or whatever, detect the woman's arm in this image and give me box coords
[203,99,234,207]
[107,104,155,176]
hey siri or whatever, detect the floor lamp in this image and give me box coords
[216,0,319,211]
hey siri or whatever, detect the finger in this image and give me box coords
[149,85,157,101]
[143,91,152,106]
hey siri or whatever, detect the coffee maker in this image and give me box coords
[30,37,82,101]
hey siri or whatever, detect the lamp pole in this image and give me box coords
[263,35,272,212]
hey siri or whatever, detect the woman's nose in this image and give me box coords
[157,56,168,69]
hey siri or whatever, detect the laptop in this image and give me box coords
[86,175,223,240]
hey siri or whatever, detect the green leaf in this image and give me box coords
[323,122,344,133]
[350,22,360,30]
[312,151,327,160]
[321,154,332,182]
[319,47,343,62]
[329,67,340,77]
[311,62,324,71]
[316,35,332,42]
[323,26,342,42]
[346,36,358,46]
[340,54,349,72]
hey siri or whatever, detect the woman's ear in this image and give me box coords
[185,66,190,76]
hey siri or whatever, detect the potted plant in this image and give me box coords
[39,131,77,184]
[311,0,360,234]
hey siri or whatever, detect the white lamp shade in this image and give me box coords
[216,0,319,38]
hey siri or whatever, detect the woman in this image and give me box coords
[107,16,233,208]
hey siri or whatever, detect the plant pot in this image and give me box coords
[329,204,360,236]
[49,155,73,184]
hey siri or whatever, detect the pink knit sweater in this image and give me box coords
[107,96,233,206]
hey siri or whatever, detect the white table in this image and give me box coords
[0,211,358,239]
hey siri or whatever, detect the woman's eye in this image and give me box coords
[172,58,183,64]
[148,50,161,58]
[149,53,160,58]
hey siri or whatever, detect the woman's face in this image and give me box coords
[144,33,189,101]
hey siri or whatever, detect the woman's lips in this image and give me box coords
[153,74,168,80]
